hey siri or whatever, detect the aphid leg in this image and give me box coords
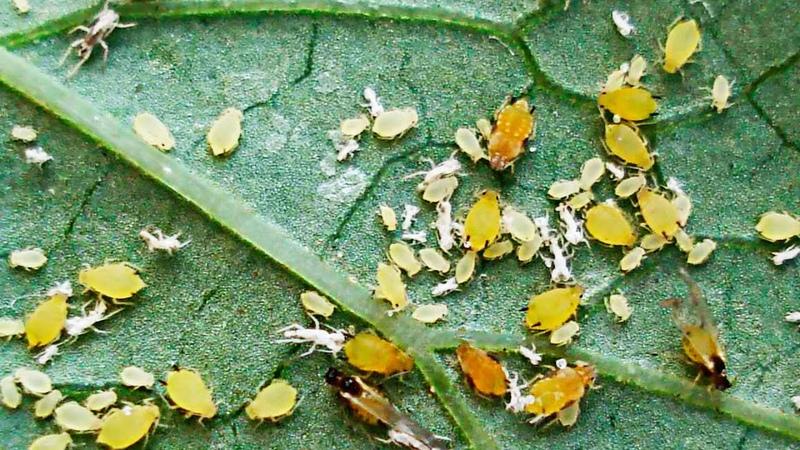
[99,39,109,62]
[67,25,91,34]
[67,50,93,78]
[59,40,84,65]
[117,22,137,29]
[298,344,318,358]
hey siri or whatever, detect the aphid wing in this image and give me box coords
[678,269,719,337]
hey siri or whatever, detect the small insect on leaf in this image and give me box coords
[675,229,695,253]
[687,239,716,265]
[11,124,37,142]
[78,262,146,301]
[0,317,25,340]
[620,246,646,273]
[755,211,800,242]
[585,203,637,246]
[663,19,701,74]
[626,55,647,86]
[418,248,450,274]
[25,294,69,348]
[15,368,52,395]
[388,242,421,277]
[525,363,596,426]
[456,342,507,396]
[207,107,243,156]
[710,75,733,113]
[598,87,658,121]
[550,320,580,346]
[640,233,669,252]
[85,389,117,411]
[300,291,336,318]
[245,379,298,422]
[637,188,681,238]
[579,158,605,191]
[611,10,635,37]
[34,389,64,418]
[604,123,653,170]
[1,375,22,409]
[411,304,448,324]
[133,112,175,151]
[422,176,459,203]
[29,433,73,450]
[54,401,102,432]
[526,286,583,332]
[378,205,398,231]
[567,191,595,211]
[455,251,477,284]
[372,108,418,140]
[120,366,155,389]
[464,190,501,251]
[344,332,413,376]
[615,174,646,198]
[603,68,627,94]
[488,98,535,171]
[476,118,492,140]
[166,369,217,419]
[517,236,543,263]
[340,115,370,138]
[483,239,514,260]
[455,127,487,162]
[502,207,538,242]
[605,294,632,322]
[547,180,581,200]
[374,263,408,312]
[8,247,47,271]
[96,403,160,449]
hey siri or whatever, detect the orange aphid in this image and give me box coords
[525,363,596,422]
[456,342,507,397]
[488,99,535,170]
[344,332,413,376]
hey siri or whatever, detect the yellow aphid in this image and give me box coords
[455,251,477,284]
[372,108,418,140]
[344,332,413,375]
[120,366,155,390]
[567,191,595,211]
[502,207,538,242]
[245,380,298,422]
[85,389,117,411]
[525,364,596,422]
[547,180,581,200]
[605,294,631,322]
[637,188,680,238]
[54,401,102,432]
[25,294,68,348]
[340,115,370,138]
[620,246,646,272]
[15,368,52,395]
[411,304,448,324]
[585,203,636,246]
[598,87,658,121]
[418,248,450,274]
[166,369,217,419]
[663,19,701,74]
[78,262,145,301]
[755,211,800,242]
[455,127,487,162]
[378,205,398,231]
[422,176,458,203]
[8,247,47,271]
[11,124,37,142]
[29,433,72,450]
[374,263,408,311]
[709,75,733,113]
[675,229,695,253]
[133,112,175,151]
[615,174,646,198]
[464,191,501,251]
[640,233,669,252]
[626,55,647,86]
[483,240,514,260]
[456,342,507,397]
[207,107,243,156]
[687,239,716,265]
[488,99,535,171]
[34,390,63,418]
[476,118,492,140]
[550,321,580,346]
[388,243,421,277]
[1,375,21,409]
[526,286,583,331]
[517,237,542,263]
[97,403,160,449]
[579,158,605,190]
[0,317,25,339]
[300,291,336,318]
[604,123,653,169]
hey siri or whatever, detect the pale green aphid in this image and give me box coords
[709,75,733,113]
[8,247,47,271]
[120,366,155,390]
[603,68,626,93]
[640,233,669,252]
[300,291,336,318]
[548,180,581,200]
[455,251,477,284]
[626,55,647,86]
[207,107,243,156]
[34,389,64,418]
[133,112,175,151]
[378,205,398,231]
[11,124,37,142]
[245,379,298,422]
[615,174,646,198]
[1,375,21,409]
[517,236,543,263]
[502,207,538,242]
[672,191,692,227]
[455,127,487,162]
[483,239,514,260]
[579,158,605,191]
[619,246,646,273]
[340,115,370,138]
[0,317,25,339]
[85,389,117,411]
[29,433,72,450]
[388,243,422,277]
[54,401,102,432]
[14,368,52,395]
[663,19,701,74]
[412,304,448,324]
[476,118,492,140]
[687,239,716,265]
[567,191,595,211]
[755,211,800,242]
[550,320,580,346]
[372,108,418,140]
[78,262,146,301]
[605,294,632,322]
[374,263,408,311]
[674,229,695,253]
[422,176,458,203]
[418,248,450,274]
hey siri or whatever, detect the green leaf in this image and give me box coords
[1,0,799,448]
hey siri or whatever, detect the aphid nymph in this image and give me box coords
[60,2,135,77]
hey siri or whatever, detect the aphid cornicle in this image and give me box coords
[662,18,701,74]
[662,269,731,390]
[488,98,535,170]
[456,342,507,397]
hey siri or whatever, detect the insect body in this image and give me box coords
[663,19,701,74]
[245,380,298,422]
[25,294,69,348]
[525,363,596,425]
[464,191,501,251]
[78,262,145,302]
[662,269,731,390]
[165,368,217,420]
[60,3,135,77]
[598,88,658,121]
[585,203,636,246]
[456,342,507,397]
[29,433,72,450]
[709,75,733,113]
[344,332,413,376]
[277,316,346,357]
[54,401,102,432]
[526,286,583,332]
[34,390,64,418]
[8,247,47,270]
[120,366,155,389]
[96,403,160,449]
[325,368,448,450]
[488,99,535,170]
